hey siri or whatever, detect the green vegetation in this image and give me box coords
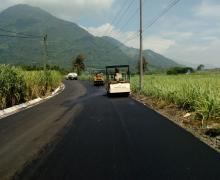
[78,73,91,81]
[137,57,148,73]
[19,64,67,74]
[197,64,205,71]
[0,65,26,110]
[0,4,179,72]
[0,65,61,110]
[131,73,220,120]
[72,54,86,75]
[167,66,194,75]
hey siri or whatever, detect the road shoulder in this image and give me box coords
[131,93,220,154]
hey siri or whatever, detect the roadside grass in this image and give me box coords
[131,73,220,121]
[22,70,61,100]
[0,65,62,110]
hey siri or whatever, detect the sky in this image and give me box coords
[0,0,220,67]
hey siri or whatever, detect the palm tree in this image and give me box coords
[72,54,85,75]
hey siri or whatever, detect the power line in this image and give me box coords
[103,33,139,55]
[100,1,146,55]
[143,0,181,32]
[100,0,137,51]
[120,8,139,32]
[107,7,139,40]
[0,27,43,38]
[107,0,136,37]
[91,1,139,54]
[110,0,147,38]
[102,0,182,56]
[139,0,143,90]
[0,34,42,39]
[103,0,131,35]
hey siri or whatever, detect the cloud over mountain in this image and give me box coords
[0,0,114,20]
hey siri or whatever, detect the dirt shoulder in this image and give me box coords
[131,93,220,153]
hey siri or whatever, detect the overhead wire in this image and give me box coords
[103,33,139,55]
[107,0,136,37]
[103,0,181,55]
[0,26,43,38]
[99,0,141,54]
[103,0,133,36]
[143,0,181,32]
[107,4,141,40]
[103,0,127,35]
[0,34,42,39]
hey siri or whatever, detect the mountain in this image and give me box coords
[0,4,179,71]
[102,36,179,70]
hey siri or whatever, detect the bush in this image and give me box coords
[0,65,26,109]
[167,67,194,75]
[0,65,62,110]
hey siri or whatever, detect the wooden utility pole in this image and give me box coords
[139,0,143,91]
[43,34,48,71]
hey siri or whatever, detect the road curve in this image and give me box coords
[0,80,220,180]
[0,80,86,180]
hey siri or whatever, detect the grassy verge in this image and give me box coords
[131,73,220,121]
[0,65,62,110]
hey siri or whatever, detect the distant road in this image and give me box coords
[0,81,220,180]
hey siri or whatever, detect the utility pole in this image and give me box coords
[139,0,143,91]
[43,34,48,71]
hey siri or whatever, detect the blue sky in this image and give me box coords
[1,0,220,67]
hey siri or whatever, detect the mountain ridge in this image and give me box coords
[0,4,179,71]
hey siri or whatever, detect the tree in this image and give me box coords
[137,56,148,73]
[72,54,86,75]
[197,64,205,71]
[167,67,194,75]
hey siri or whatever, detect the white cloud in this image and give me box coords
[196,1,220,19]
[0,0,114,21]
[165,37,220,67]
[162,31,193,39]
[86,23,114,37]
[84,23,220,67]
[84,23,175,53]
[142,37,175,53]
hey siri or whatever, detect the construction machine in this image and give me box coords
[105,65,131,96]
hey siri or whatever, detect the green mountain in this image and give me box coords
[0,4,179,71]
[102,36,179,70]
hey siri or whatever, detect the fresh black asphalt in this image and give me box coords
[10,81,220,179]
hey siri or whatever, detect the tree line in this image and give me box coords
[15,53,206,76]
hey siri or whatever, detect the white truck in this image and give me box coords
[66,73,78,80]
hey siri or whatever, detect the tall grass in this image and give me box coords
[0,65,61,110]
[22,70,61,100]
[0,65,26,109]
[131,74,220,120]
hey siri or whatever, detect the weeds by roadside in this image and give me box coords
[0,65,62,110]
[131,74,220,121]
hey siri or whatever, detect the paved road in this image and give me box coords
[0,80,86,180]
[1,81,220,180]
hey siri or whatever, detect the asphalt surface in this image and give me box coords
[0,80,86,180]
[1,80,220,180]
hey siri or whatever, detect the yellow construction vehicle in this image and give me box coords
[93,72,104,86]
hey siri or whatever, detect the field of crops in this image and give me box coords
[0,65,61,110]
[131,73,220,120]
